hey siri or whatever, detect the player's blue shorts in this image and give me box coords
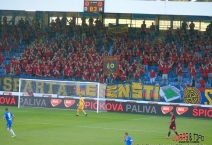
[6,120,12,128]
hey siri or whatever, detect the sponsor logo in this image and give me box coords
[51,99,62,107]
[85,101,123,112]
[183,87,201,104]
[176,107,188,115]
[161,106,173,114]
[0,96,17,106]
[64,100,75,107]
[192,107,212,118]
[20,97,47,107]
[125,104,157,114]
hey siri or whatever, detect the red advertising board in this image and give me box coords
[19,96,212,118]
[0,95,18,106]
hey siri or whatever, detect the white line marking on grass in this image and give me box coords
[14,121,211,137]
[15,121,167,134]
[16,110,144,120]
[131,117,157,120]
[76,126,211,137]
[76,125,168,133]
[17,121,52,125]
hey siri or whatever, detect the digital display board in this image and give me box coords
[84,0,104,13]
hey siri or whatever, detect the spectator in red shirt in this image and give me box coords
[75,66,81,81]
[199,77,205,88]
[188,62,193,79]
[44,66,51,78]
[208,62,212,81]
[203,65,209,83]
[90,73,96,82]
[69,66,74,80]
[128,66,134,81]
[134,70,140,82]
[131,59,138,71]
[161,63,172,85]
[149,69,156,84]
[5,43,11,56]
[111,73,117,83]
[5,62,11,74]
[176,63,183,86]
[36,68,42,78]
[63,65,69,79]
[121,71,127,82]
[32,63,38,76]
[0,42,3,53]
[143,55,149,72]
[15,65,21,76]
[25,64,32,76]
[191,65,197,81]
[99,74,104,83]
[53,67,60,78]
[139,65,145,81]
[0,53,4,66]
[82,71,89,81]
[157,59,164,77]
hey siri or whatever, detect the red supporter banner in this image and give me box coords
[103,56,120,75]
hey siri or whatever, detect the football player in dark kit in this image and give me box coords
[166,111,179,139]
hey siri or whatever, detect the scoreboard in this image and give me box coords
[84,0,104,13]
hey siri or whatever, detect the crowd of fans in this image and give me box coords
[0,15,212,88]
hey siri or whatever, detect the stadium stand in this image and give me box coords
[0,15,212,88]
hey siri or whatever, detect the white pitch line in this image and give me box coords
[14,121,211,136]
[76,125,168,133]
[15,110,154,121]
[132,117,157,120]
[15,121,167,133]
[17,121,52,125]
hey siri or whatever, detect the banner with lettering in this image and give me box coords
[183,87,212,105]
[103,56,120,75]
[0,76,212,105]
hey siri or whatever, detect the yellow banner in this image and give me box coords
[108,26,128,33]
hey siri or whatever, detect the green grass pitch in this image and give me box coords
[0,106,211,145]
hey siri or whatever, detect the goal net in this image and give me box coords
[18,78,107,113]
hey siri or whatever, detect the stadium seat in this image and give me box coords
[181,83,186,88]
[172,73,177,77]
[183,73,187,78]
[183,78,189,83]
[168,78,174,82]
[205,84,211,88]
[144,72,149,76]
[195,83,200,88]
[0,69,5,74]
[183,68,188,72]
